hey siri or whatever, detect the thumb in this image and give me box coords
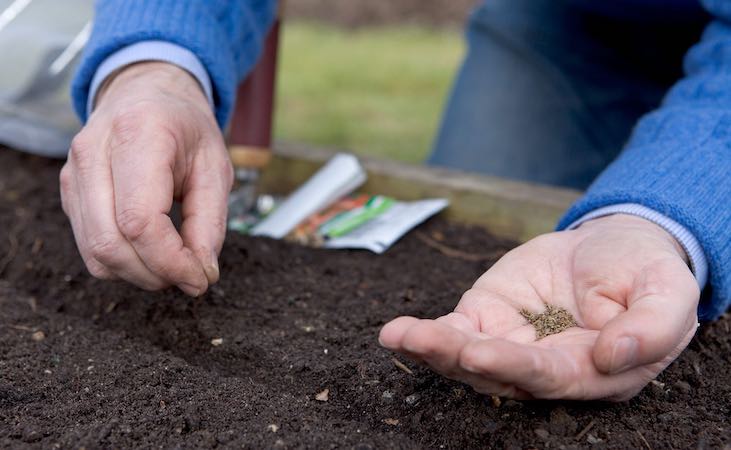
[179,143,234,285]
[592,261,700,374]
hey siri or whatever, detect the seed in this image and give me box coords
[520,304,577,340]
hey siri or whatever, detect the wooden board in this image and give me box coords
[257,143,582,242]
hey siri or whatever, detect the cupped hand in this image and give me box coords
[380,215,700,401]
[60,62,233,296]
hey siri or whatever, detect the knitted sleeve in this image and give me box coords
[558,0,731,320]
[71,0,278,127]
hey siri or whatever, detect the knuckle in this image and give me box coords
[109,105,178,153]
[111,107,149,136]
[86,260,113,280]
[59,165,73,193]
[69,133,95,164]
[458,345,483,372]
[116,208,152,241]
[87,233,123,265]
[109,111,146,149]
[58,167,74,213]
[528,353,547,379]
[210,213,228,238]
[142,258,168,278]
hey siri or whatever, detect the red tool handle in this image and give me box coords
[228,17,281,169]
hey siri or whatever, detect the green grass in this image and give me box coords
[274,22,465,163]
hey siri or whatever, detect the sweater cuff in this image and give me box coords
[568,203,709,289]
[87,40,214,116]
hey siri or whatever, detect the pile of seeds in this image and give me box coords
[520,304,577,340]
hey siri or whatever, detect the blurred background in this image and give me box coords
[275,0,478,163]
[0,0,478,162]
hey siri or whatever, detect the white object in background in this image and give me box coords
[0,0,33,33]
[251,153,367,239]
[324,198,449,253]
[0,0,94,156]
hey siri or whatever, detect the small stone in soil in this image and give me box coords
[534,428,550,439]
[520,304,577,339]
[404,394,420,405]
[211,338,223,346]
[673,380,691,393]
[31,331,45,341]
[490,395,501,408]
[383,418,400,426]
[315,388,329,402]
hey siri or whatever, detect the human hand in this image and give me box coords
[60,62,233,296]
[380,215,700,401]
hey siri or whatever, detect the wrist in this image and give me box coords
[95,61,209,111]
[577,214,689,265]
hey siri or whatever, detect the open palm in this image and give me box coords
[380,215,700,401]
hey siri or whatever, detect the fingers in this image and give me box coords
[61,62,229,295]
[379,311,481,352]
[576,291,626,330]
[379,316,657,400]
[179,139,233,284]
[399,319,474,376]
[109,121,208,296]
[60,166,118,281]
[592,261,700,374]
[457,338,575,398]
[62,135,170,290]
[380,317,518,396]
[455,288,531,337]
[435,311,479,334]
[379,316,420,349]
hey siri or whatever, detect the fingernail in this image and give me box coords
[180,283,202,297]
[609,336,638,374]
[204,250,220,284]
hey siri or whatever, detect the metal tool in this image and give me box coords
[227,13,282,219]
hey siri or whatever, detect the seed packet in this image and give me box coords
[237,153,448,253]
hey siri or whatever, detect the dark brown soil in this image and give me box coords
[285,0,480,29]
[1,148,730,449]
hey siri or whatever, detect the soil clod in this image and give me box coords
[315,388,330,402]
[31,330,45,341]
[490,395,501,408]
[534,428,550,440]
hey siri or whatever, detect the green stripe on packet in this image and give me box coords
[320,195,395,238]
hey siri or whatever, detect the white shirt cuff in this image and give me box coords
[568,203,709,289]
[87,40,214,116]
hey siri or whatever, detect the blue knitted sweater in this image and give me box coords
[71,0,731,320]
